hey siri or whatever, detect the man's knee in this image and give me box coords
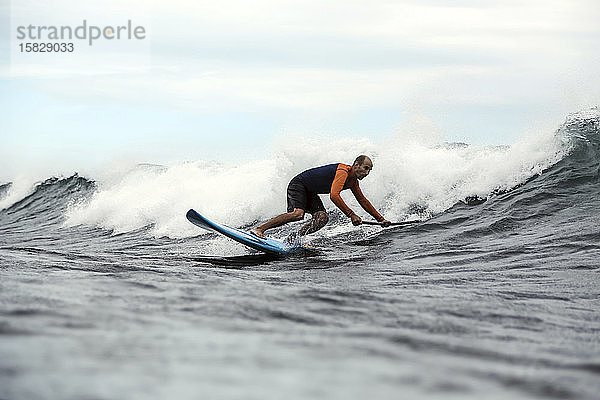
[314,211,329,225]
[289,208,305,221]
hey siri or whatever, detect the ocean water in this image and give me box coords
[1,109,599,400]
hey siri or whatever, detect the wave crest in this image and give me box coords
[4,108,599,239]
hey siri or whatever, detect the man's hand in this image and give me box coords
[381,219,391,227]
[350,214,362,226]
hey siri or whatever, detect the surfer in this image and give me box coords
[251,155,391,239]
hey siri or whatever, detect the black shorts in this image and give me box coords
[287,177,326,214]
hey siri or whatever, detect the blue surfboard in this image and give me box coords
[186,209,303,255]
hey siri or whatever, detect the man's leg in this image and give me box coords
[251,208,304,238]
[298,211,329,236]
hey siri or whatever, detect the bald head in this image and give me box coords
[354,155,371,165]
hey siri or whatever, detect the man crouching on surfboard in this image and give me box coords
[251,155,391,239]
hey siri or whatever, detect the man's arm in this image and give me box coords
[329,167,356,217]
[350,185,385,222]
[330,167,391,227]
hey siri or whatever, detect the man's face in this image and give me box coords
[354,159,373,180]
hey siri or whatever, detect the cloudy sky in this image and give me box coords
[1,0,599,180]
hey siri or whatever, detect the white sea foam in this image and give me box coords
[0,175,42,211]
[64,125,571,239]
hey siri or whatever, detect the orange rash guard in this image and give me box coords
[329,164,384,222]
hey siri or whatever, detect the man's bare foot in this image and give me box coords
[250,228,266,239]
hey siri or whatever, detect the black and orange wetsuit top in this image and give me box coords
[295,163,385,222]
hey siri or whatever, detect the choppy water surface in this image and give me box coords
[1,110,600,399]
